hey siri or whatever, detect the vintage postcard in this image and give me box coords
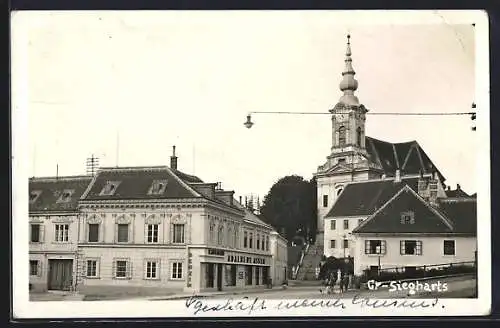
[11,10,490,318]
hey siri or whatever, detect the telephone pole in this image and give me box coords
[86,154,100,176]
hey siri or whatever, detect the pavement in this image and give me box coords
[28,275,476,302]
[150,275,476,301]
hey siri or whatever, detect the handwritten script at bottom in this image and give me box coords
[184,294,441,315]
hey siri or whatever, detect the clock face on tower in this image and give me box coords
[337,113,347,121]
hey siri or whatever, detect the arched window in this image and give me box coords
[356,127,362,147]
[337,188,343,196]
[338,126,346,147]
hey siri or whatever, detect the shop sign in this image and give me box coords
[227,255,266,265]
[207,248,225,256]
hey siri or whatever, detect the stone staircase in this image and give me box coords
[295,244,323,281]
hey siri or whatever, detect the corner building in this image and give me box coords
[76,152,276,296]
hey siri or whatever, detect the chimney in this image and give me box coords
[428,170,439,206]
[239,196,242,205]
[394,169,401,183]
[170,145,178,170]
[417,170,428,198]
[457,184,461,191]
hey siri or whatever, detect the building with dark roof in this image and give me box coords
[323,171,476,275]
[72,147,282,296]
[28,175,93,292]
[314,35,450,252]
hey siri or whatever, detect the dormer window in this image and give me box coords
[100,181,121,196]
[400,211,415,225]
[29,190,42,204]
[56,189,74,203]
[338,158,346,165]
[148,180,168,195]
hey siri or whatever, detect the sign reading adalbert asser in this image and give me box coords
[227,255,267,265]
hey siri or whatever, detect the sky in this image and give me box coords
[14,11,483,200]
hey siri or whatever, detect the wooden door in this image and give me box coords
[48,259,73,291]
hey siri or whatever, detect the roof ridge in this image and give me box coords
[30,175,92,181]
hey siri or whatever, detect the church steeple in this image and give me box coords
[338,34,360,106]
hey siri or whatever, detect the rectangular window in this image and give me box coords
[400,212,415,225]
[400,240,422,255]
[265,236,269,251]
[117,224,129,243]
[147,224,159,243]
[172,224,185,243]
[88,224,99,242]
[171,262,183,279]
[343,239,349,249]
[86,260,98,277]
[115,260,128,278]
[343,219,349,230]
[443,240,455,255]
[54,224,69,242]
[323,195,328,207]
[330,240,336,249]
[249,233,253,248]
[257,235,260,250]
[145,261,158,279]
[244,231,248,248]
[365,240,387,255]
[330,220,336,230]
[30,224,40,242]
[30,260,38,276]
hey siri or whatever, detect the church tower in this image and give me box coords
[314,35,382,247]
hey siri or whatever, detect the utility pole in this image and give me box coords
[86,154,100,176]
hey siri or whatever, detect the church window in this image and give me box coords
[356,127,362,147]
[338,126,346,147]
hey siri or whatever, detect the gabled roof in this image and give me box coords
[29,175,93,213]
[438,199,477,234]
[365,137,446,182]
[81,166,201,201]
[325,176,422,217]
[352,185,454,234]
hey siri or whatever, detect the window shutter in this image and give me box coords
[126,260,132,279]
[37,260,42,277]
[39,224,45,243]
[114,224,118,243]
[400,241,405,255]
[144,224,148,244]
[419,241,423,256]
[112,260,116,278]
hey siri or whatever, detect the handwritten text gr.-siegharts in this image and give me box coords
[184,295,442,315]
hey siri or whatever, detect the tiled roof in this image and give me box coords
[437,199,477,234]
[233,200,273,229]
[365,137,446,182]
[81,166,200,201]
[174,170,204,183]
[352,186,454,234]
[445,188,471,198]
[325,176,421,217]
[29,176,93,213]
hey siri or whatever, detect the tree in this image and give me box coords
[259,175,317,242]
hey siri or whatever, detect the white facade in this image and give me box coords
[353,234,477,275]
[270,231,288,285]
[323,215,367,258]
[76,200,275,295]
[29,213,79,292]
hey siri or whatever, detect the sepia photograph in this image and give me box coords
[11,10,490,318]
